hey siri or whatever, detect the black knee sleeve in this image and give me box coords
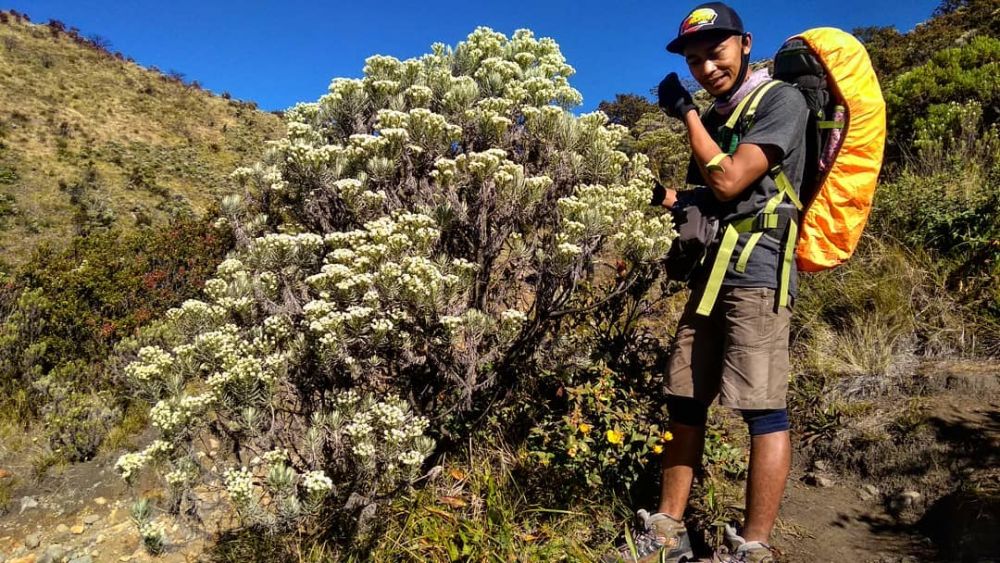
[666,395,709,426]
[740,408,790,436]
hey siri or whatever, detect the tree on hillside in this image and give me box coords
[856,0,1000,81]
[597,93,659,131]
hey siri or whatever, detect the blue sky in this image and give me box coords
[12,0,940,113]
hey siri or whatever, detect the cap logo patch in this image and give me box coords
[681,8,718,35]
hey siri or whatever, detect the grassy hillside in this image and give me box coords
[0,11,283,264]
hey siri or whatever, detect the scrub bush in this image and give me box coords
[115,27,675,546]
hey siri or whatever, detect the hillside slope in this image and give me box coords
[0,12,284,264]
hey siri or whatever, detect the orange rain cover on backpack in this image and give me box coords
[792,28,886,272]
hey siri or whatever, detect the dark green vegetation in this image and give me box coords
[0,219,232,456]
[1,1,998,560]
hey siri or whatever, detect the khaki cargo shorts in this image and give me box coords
[665,286,792,410]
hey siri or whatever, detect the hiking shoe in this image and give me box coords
[601,509,694,563]
[711,524,779,563]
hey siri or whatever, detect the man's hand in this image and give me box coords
[650,182,678,208]
[657,73,698,120]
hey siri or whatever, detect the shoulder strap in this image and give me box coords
[719,80,782,154]
[724,80,781,132]
[694,82,803,317]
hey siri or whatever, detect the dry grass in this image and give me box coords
[0,16,284,264]
[101,401,150,453]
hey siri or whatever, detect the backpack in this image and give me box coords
[692,27,886,317]
[773,27,887,273]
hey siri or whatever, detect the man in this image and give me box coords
[605,3,809,562]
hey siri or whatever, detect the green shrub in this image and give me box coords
[0,214,232,425]
[856,0,1000,82]
[369,449,603,561]
[113,27,675,549]
[873,100,1000,319]
[0,165,16,184]
[527,362,671,490]
[38,383,119,462]
[885,36,1000,149]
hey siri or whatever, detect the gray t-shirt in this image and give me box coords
[684,82,809,297]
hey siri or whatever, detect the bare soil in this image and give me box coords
[1,360,997,562]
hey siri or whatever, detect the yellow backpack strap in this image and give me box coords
[723,80,781,131]
[777,220,799,309]
[695,224,741,316]
[695,81,786,317]
[733,166,804,274]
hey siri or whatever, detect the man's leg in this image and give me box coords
[742,429,791,542]
[718,287,794,547]
[657,421,706,519]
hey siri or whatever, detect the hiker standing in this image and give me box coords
[606,3,810,561]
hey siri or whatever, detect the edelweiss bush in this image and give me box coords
[116,27,674,543]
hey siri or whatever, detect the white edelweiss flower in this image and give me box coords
[398,450,425,466]
[556,242,583,257]
[501,309,527,324]
[352,441,376,459]
[301,470,334,496]
[223,466,255,504]
[115,452,147,481]
[262,448,290,466]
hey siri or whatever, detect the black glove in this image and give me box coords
[657,72,697,119]
[650,182,667,206]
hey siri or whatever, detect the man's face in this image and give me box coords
[683,33,751,97]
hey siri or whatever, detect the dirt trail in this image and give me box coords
[777,362,1000,563]
[775,475,935,562]
[2,362,997,562]
[0,453,211,562]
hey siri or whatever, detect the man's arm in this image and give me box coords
[656,73,797,205]
[655,121,778,208]
[682,109,779,202]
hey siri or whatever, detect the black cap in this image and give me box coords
[666,2,745,54]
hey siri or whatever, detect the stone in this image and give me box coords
[19,497,39,514]
[93,497,107,506]
[944,370,999,392]
[83,514,100,525]
[815,475,835,488]
[812,459,829,472]
[55,524,69,535]
[860,483,881,500]
[8,555,36,563]
[36,544,65,563]
[891,490,923,511]
[67,556,93,563]
[0,468,12,479]
[24,534,41,550]
[95,534,104,544]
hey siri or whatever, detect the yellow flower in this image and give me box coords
[606,429,624,445]
[567,446,578,458]
[661,431,674,442]
[652,444,664,454]
[578,423,592,435]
